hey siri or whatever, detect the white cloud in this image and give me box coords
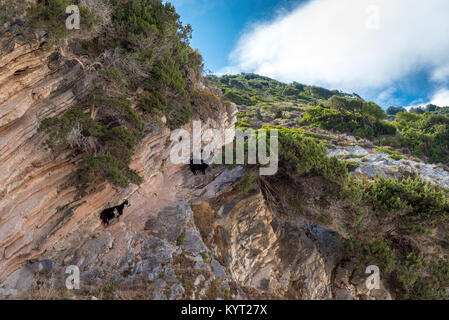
[431,65,449,83]
[376,87,397,105]
[215,65,241,76]
[430,89,449,107]
[404,89,449,109]
[225,0,449,92]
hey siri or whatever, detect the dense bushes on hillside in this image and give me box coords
[407,104,449,116]
[106,0,202,128]
[266,126,449,299]
[343,175,449,299]
[210,74,449,170]
[210,74,397,139]
[303,97,449,166]
[207,73,354,106]
[366,176,448,220]
[31,0,203,188]
[300,97,396,139]
[267,127,449,220]
[342,174,448,225]
[356,241,449,299]
[386,106,407,116]
[382,112,449,164]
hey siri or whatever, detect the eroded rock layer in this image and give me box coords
[0,25,393,300]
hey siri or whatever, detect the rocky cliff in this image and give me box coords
[6,17,447,300]
[0,23,240,298]
[0,24,372,300]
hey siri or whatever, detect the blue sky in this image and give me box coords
[171,0,303,73]
[170,0,449,108]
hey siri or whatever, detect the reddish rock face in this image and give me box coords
[0,25,392,301]
[0,24,237,289]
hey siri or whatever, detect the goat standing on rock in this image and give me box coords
[190,157,209,176]
[100,200,130,226]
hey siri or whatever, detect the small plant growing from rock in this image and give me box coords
[177,231,186,246]
[200,252,209,262]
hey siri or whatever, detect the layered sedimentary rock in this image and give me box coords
[0,25,392,300]
[0,24,236,290]
[0,25,92,282]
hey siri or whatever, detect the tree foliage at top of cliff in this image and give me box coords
[207,73,359,106]
[300,99,449,165]
[300,96,396,139]
[209,74,395,139]
[210,73,449,167]
[30,0,206,188]
[400,104,449,116]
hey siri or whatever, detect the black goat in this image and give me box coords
[100,200,130,226]
[190,158,209,175]
[115,199,129,219]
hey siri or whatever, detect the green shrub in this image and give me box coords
[385,112,449,165]
[223,90,255,106]
[39,98,144,188]
[376,147,406,160]
[238,175,255,194]
[340,175,366,203]
[301,106,352,132]
[428,259,449,293]
[359,240,397,273]
[386,106,407,116]
[176,231,186,246]
[282,86,301,97]
[38,107,103,149]
[357,241,449,299]
[366,176,448,220]
[77,154,142,188]
[236,112,254,119]
[300,105,394,139]
[200,252,209,262]
[395,253,425,299]
[399,223,430,235]
[374,120,397,136]
[266,126,348,185]
[102,285,116,294]
[236,119,251,129]
[345,160,360,172]
[93,94,145,138]
[306,86,335,100]
[190,89,223,122]
[138,91,167,113]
